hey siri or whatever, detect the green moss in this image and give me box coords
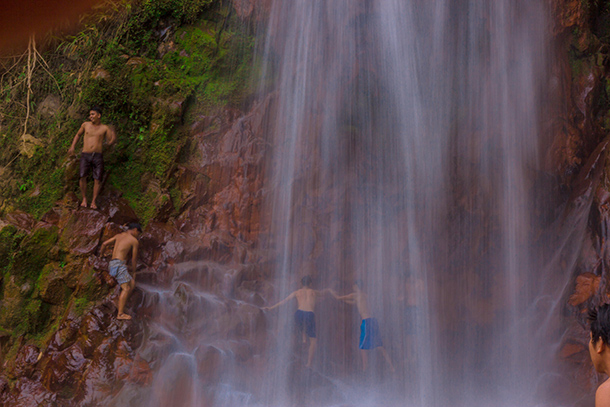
[0,226,21,272]
[169,185,182,212]
[16,299,51,336]
[31,318,61,348]
[36,263,72,305]
[72,297,91,316]
[12,226,59,285]
[0,0,254,224]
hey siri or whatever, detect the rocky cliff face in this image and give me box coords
[551,0,610,402]
[1,0,610,405]
[0,93,274,405]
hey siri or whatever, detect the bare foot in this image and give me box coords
[90,202,98,209]
[117,313,132,320]
[80,200,88,208]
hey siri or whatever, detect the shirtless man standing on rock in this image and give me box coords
[263,276,330,368]
[68,106,116,209]
[100,223,141,320]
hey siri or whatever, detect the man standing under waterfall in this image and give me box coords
[67,106,116,209]
[588,304,610,407]
[263,276,328,368]
[332,280,395,373]
[99,223,141,320]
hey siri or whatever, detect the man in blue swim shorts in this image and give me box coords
[332,279,395,372]
[263,276,331,368]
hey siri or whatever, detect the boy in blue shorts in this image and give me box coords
[333,279,395,372]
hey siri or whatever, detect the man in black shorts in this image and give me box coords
[68,106,116,209]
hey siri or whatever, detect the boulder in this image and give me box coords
[37,263,71,305]
[5,210,36,232]
[59,209,108,255]
[37,94,62,118]
[12,344,40,378]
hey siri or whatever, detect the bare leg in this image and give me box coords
[91,179,101,209]
[360,350,368,372]
[405,336,416,373]
[306,337,317,368]
[79,177,88,207]
[117,280,134,320]
[302,331,307,344]
[379,346,395,372]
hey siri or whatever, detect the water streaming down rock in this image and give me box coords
[258,0,574,406]
[103,1,588,406]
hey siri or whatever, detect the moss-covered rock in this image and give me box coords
[36,263,72,306]
[0,275,28,329]
[11,225,59,285]
[0,225,22,273]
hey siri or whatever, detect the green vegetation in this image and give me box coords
[0,0,256,224]
[12,226,59,286]
[0,0,258,367]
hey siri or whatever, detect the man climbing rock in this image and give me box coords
[67,106,116,209]
[99,223,141,320]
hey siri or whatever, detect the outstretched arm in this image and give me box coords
[68,123,85,155]
[263,291,296,311]
[333,292,357,303]
[99,236,117,256]
[313,288,332,296]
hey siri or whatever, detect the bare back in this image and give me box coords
[82,122,111,153]
[111,232,139,261]
[355,291,372,320]
[295,288,318,312]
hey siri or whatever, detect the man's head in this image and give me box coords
[127,222,142,237]
[301,276,312,287]
[588,304,610,373]
[89,106,102,123]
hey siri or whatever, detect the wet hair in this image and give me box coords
[589,304,610,345]
[353,279,363,289]
[127,222,142,233]
[301,276,313,287]
[90,106,102,116]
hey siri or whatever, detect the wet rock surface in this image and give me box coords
[0,95,272,405]
[0,1,609,406]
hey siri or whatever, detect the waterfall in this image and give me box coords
[110,1,591,406]
[258,0,572,406]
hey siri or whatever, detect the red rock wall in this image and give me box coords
[0,0,609,404]
[550,0,610,401]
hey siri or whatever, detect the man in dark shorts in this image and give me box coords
[263,276,330,368]
[67,106,116,209]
